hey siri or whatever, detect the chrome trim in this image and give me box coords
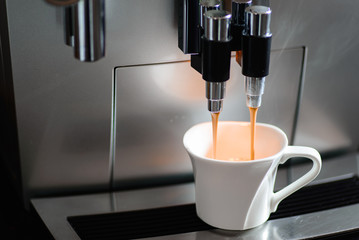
[109,69,117,191]
[199,0,221,28]
[73,0,105,62]
[246,5,271,37]
[206,81,226,112]
[245,76,265,108]
[203,10,231,41]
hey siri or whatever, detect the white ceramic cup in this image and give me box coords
[183,121,322,230]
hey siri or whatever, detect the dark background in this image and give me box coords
[0,158,53,240]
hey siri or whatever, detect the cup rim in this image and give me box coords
[183,121,288,164]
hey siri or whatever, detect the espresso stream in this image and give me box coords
[210,107,258,161]
[249,107,258,160]
[211,112,220,159]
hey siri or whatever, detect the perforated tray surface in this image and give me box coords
[68,177,359,240]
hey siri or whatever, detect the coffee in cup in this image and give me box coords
[183,121,322,230]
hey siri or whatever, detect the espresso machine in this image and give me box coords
[1,0,359,239]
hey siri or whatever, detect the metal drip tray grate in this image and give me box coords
[68,177,359,240]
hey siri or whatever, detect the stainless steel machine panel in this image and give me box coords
[3,0,359,238]
[270,0,359,152]
[114,48,304,186]
[4,0,359,206]
[4,0,188,203]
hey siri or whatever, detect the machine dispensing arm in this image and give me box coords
[179,0,271,112]
[242,5,272,108]
[202,10,232,113]
[178,0,231,113]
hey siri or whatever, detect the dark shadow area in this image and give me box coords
[0,158,54,240]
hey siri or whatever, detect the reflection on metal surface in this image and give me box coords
[73,0,105,61]
[32,166,359,240]
[152,62,202,101]
[32,184,196,240]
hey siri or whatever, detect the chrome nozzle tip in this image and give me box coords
[245,77,265,108]
[246,95,262,108]
[206,82,226,113]
[208,99,223,113]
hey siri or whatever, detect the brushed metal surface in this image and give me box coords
[114,48,303,186]
[7,0,359,238]
[269,0,359,152]
[32,183,196,240]
[4,0,359,205]
[4,0,188,203]
[31,156,359,240]
[6,0,114,203]
[147,203,359,239]
[290,152,358,184]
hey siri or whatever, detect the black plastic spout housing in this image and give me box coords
[242,5,272,78]
[202,38,231,82]
[242,5,272,108]
[242,35,271,77]
[201,9,232,82]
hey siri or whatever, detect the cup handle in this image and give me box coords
[270,146,322,212]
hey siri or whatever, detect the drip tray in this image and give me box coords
[68,177,359,240]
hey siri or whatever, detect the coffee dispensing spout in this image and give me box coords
[178,1,271,112]
[242,6,272,108]
[178,0,231,113]
[203,10,232,113]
